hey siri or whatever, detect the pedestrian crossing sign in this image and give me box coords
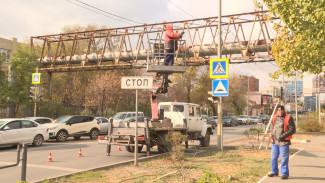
[32,73,41,84]
[212,79,229,96]
[210,58,229,78]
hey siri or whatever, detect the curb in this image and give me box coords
[33,153,166,183]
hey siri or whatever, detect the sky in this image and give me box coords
[1,0,279,89]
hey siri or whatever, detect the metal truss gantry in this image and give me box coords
[31,10,279,73]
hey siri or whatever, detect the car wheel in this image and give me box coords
[74,136,81,140]
[89,129,99,140]
[56,130,68,142]
[32,135,44,146]
[200,132,210,147]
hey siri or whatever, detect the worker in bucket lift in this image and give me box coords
[163,25,184,66]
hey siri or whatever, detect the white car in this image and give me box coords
[0,118,49,146]
[95,117,110,134]
[25,117,53,124]
[249,116,262,124]
[110,112,144,127]
[236,115,251,125]
[45,115,100,142]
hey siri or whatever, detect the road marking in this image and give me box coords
[0,162,82,172]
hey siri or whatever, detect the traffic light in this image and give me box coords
[30,86,36,101]
[38,87,44,101]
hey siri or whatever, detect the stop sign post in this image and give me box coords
[121,76,153,166]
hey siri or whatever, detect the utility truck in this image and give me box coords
[106,38,212,155]
[106,101,213,155]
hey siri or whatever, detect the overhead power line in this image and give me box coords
[65,0,132,25]
[166,0,196,19]
[73,0,143,25]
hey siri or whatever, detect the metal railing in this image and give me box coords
[0,143,28,182]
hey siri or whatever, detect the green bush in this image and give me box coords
[298,118,324,132]
[197,169,227,183]
[167,131,188,161]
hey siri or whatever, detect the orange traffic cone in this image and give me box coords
[117,145,122,151]
[77,148,83,157]
[47,152,53,162]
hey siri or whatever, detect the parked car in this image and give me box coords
[110,112,144,127]
[236,115,251,125]
[0,118,49,146]
[95,117,109,134]
[222,116,238,127]
[258,115,270,124]
[25,117,53,124]
[44,115,100,142]
[249,116,262,124]
[202,115,217,129]
[119,116,151,127]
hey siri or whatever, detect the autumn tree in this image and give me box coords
[163,66,198,103]
[0,55,9,112]
[83,71,121,115]
[190,67,217,115]
[223,75,247,115]
[258,0,325,77]
[6,44,39,116]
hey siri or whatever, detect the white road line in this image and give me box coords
[256,148,305,183]
[0,162,82,172]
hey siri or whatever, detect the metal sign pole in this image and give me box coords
[216,0,223,152]
[295,72,298,128]
[134,89,138,166]
[33,67,38,117]
[21,144,27,182]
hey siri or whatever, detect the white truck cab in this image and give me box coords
[158,102,212,139]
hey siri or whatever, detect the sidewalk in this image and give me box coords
[260,134,325,183]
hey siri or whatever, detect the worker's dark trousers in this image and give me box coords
[163,49,174,66]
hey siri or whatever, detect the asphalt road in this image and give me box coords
[0,124,254,183]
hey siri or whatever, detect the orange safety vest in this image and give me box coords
[270,114,293,140]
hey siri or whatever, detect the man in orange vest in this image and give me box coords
[163,25,184,66]
[268,105,296,179]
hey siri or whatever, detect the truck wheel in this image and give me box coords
[125,146,143,153]
[200,133,210,147]
[158,145,170,154]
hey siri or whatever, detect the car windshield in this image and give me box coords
[202,115,208,119]
[54,116,72,123]
[251,116,258,119]
[239,115,247,118]
[112,113,127,120]
[224,116,232,119]
[0,120,9,128]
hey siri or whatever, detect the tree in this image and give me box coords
[84,71,123,116]
[0,55,9,109]
[190,66,217,115]
[258,0,325,77]
[7,44,39,116]
[164,66,198,103]
[223,75,247,115]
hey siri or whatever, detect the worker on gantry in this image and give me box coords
[163,24,184,66]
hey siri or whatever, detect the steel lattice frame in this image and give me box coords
[31,11,280,73]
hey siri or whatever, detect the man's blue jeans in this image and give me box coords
[271,143,290,177]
